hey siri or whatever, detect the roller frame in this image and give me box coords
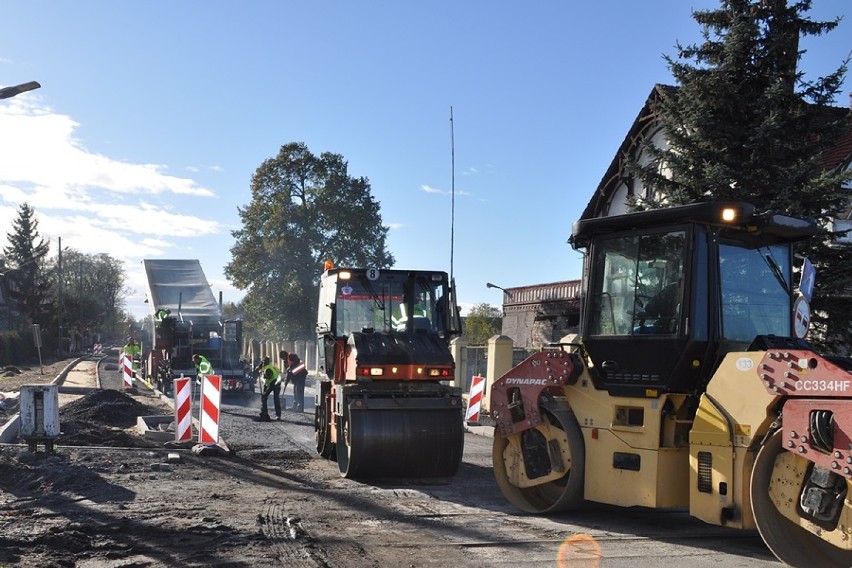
[751,429,852,567]
[492,404,585,513]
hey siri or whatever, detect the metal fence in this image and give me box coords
[464,345,488,392]
[459,345,537,393]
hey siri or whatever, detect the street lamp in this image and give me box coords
[486,282,514,299]
[0,81,41,100]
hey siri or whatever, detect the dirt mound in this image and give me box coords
[54,389,166,447]
[60,389,154,427]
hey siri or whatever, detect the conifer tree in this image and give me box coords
[3,203,54,327]
[627,0,851,352]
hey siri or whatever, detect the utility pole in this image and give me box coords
[58,237,63,354]
[449,106,455,283]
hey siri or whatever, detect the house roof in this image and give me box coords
[582,84,852,220]
[580,84,666,221]
[822,109,852,171]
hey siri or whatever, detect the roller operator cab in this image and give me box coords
[491,201,852,568]
[315,267,465,478]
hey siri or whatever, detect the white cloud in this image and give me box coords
[419,183,472,197]
[0,101,213,197]
[420,184,446,194]
[0,96,227,320]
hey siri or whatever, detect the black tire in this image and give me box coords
[314,384,335,459]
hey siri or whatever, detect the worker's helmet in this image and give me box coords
[263,356,270,364]
[192,354,200,363]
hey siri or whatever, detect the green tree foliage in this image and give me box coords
[463,303,502,345]
[48,249,128,340]
[627,0,851,352]
[2,203,53,328]
[226,142,395,340]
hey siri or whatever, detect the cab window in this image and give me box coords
[589,230,687,336]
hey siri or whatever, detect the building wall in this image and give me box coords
[498,280,581,349]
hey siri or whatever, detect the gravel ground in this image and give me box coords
[0,356,478,567]
[0,355,783,568]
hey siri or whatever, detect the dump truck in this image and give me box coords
[314,266,465,478]
[490,201,852,567]
[141,259,252,394]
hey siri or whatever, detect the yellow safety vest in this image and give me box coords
[262,364,282,387]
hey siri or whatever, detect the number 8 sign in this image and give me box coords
[366,268,380,281]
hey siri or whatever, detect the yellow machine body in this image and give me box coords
[491,202,852,567]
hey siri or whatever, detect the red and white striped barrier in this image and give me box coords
[122,355,133,388]
[465,375,485,424]
[174,376,193,442]
[93,343,102,356]
[199,375,221,445]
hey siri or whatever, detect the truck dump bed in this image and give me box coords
[142,259,220,322]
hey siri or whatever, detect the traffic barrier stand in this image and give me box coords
[199,375,221,445]
[122,355,133,389]
[465,375,485,425]
[174,376,193,443]
[93,343,102,356]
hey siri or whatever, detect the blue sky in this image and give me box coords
[1,1,850,321]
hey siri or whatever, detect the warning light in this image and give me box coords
[427,368,451,377]
[721,207,737,222]
[324,259,334,271]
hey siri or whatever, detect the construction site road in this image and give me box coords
[0,355,783,567]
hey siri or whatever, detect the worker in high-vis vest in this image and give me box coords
[123,337,142,376]
[391,301,430,331]
[286,353,308,413]
[258,356,282,421]
[154,308,174,342]
[192,354,213,385]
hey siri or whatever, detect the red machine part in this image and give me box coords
[758,350,852,397]
[781,399,852,479]
[758,350,852,478]
[490,350,583,437]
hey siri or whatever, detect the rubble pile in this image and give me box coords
[56,389,164,447]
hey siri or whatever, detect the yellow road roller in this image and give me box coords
[491,201,852,567]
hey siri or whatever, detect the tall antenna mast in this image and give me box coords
[450,106,455,282]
